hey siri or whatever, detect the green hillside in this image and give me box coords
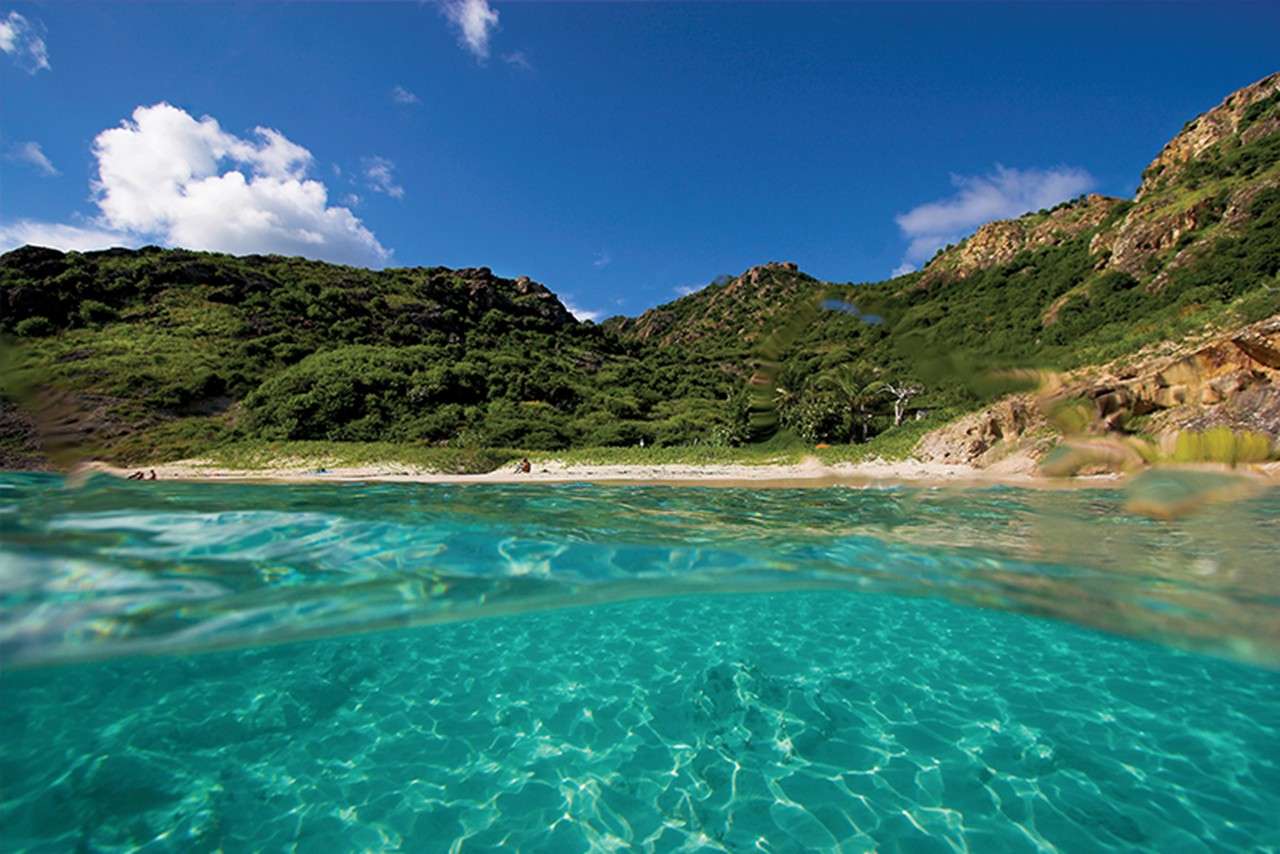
[0,250,753,465]
[2,73,1279,469]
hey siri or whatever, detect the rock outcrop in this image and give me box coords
[914,396,1046,467]
[1137,71,1280,200]
[919,194,1122,286]
[1096,315,1280,437]
[916,314,1280,467]
[1089,197,1217,279]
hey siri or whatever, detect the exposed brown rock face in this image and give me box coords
[1090,198,1217,279]
[920,194,1123,285]
[916,315,1280,467]
[1089,73,1280,286]
[1120,315,1280,437]
[914,397,1045,466]
[1222,176,1280,229]
[1137,71,1280,201]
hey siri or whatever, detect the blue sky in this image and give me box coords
[2,2,1278,320]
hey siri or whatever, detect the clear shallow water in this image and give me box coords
[2,474,1280,851]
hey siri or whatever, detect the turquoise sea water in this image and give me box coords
[2,474,1279,851]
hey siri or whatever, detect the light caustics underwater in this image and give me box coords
[2,473,1280,851]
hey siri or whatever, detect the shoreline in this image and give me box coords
[77,457,1112,489]
[61,455,1280,490]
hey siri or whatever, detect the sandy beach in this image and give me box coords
[77,454,1280,490]
[86,456,1103,488]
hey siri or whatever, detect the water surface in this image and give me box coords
[2,474,1278,851]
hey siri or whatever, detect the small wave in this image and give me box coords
[2,473,1278,669]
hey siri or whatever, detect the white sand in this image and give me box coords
[83,457,1280,489]
[87,456,1079,488]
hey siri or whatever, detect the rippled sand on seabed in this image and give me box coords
[4,593,1279,852]
[2,474,1280,851]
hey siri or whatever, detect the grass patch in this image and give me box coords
[814,414,950,464]
[533,420,941,468]
[127,418,947,473]
[191,441,518,474]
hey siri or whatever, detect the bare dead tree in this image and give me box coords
[884,382,923,426]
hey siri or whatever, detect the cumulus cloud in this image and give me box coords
[893,164,1095,268]
[440,0,499,61]
[561,297,601,323]
[675,285,700,297]
[7,141,58,176]
[890,263,916,278]
[0,10,50,73]
[391,85,420,105]
[0,103,390,266]
[362,156,404,199]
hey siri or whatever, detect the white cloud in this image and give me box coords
[0,11,50,73]
[0,220,131,253]
[362,156,404,199]
[894,164,1094,266]
[675,285,700,297]
[1,103,390,266]
[7,141,58,176]
[440,0,499,61]
[561,297,601,323]
[502,51,532,71]
[592,250,611,269]
[342,192,362,207]
[391,85,420,105]
[890,262,916,277]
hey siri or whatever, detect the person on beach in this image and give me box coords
[514,457,532,474]
[147,470,157,480]
[127,471,144,480]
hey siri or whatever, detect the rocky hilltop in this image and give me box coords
[1137,71,1280,200]
[919,71,1280,297]
[604,262,816,348]
[917,194,1124,286]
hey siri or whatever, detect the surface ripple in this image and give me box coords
[2,474,1279,667]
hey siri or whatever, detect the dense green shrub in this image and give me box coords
[78,300,117,325]
[244,346,430,440]
[14,316,53,337]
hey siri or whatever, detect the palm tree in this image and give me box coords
[816,365,887,443]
